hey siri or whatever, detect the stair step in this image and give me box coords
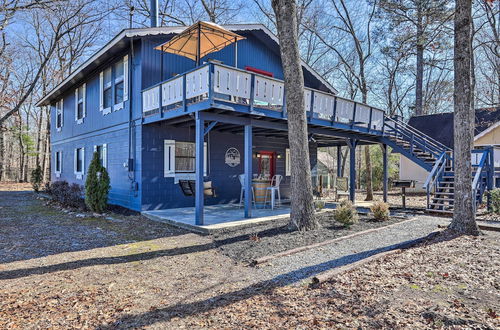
[432,197,454,201]
[429,203,454,209]
[426,208,453,214]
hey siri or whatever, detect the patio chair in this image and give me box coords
[238,174,256,208]
[334,177,349,201]
[265,174,283,210]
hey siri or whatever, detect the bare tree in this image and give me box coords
[449,0,479,235]
[377,0,453,116]
[272,0,318,230]
[0,0,105,127]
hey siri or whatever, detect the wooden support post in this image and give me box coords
[336,145,342,177]
[195,114,204,225]
[382,144,388,203]
[244,125,253,218]
[349,139,357,202]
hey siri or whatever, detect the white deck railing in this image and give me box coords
[142,63,386,132]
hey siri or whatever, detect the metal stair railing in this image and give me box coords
[384,116,451,159]
[423,152,448,209]
[472,147,493,212]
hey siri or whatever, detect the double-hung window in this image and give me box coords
[55,151,62,177]
[164,140,207,177]
[100,55,128,114]
[102,67,113,113]
[55,99,63,131]
[74,147,85,179]
[75,84,86,124]
[114,59,124,105]
[94,144,108,168]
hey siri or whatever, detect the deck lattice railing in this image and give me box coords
[142,62,386,133]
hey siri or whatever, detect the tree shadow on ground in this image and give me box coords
[99,231,459,329]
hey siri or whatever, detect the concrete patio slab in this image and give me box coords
[142,204,294,233]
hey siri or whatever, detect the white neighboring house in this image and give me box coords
[400,107,500,192]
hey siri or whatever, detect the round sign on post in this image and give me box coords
[225,147,240,167]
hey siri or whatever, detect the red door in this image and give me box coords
[258,151,276,179]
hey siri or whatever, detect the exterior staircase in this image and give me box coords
[380,115,495,214]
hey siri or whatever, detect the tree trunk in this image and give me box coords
[364,145,373,200]
[0,126,4,181]
[341,149,348,177]
[415,4,424,116]
[272,0,318,231]
[449,0,479,236]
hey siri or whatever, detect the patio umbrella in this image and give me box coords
[155,21,246,66]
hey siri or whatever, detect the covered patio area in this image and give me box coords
[143,203,294,233]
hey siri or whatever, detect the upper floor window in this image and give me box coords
[100,55,128,114]
[75,84,86,124]
[56,99,63,131]
[103,67,112,110]
[114,59,124,104]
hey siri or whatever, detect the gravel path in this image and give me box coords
[255,215,450,285]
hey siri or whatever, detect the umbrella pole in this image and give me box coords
[196,23,201,66]
[234,37,238,68]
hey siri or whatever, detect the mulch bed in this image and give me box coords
[212,211,413,263]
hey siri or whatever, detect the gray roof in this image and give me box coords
[408,107,500,148]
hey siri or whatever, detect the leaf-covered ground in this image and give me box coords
[0,184,498,329]
[176,230,500,329]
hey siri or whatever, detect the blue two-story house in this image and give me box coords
[38,22,450,225]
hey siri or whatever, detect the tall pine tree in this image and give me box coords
[85,151,110,213]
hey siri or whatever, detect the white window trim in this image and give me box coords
[56,99,64,132]
[101,55,129,114]
[74,147,85,179]
[75,83,86,124]
[101,69,112,115]
[164,140,207,178]
[285,148,291,176]
[55,151,62,178]
[93,144,108,168]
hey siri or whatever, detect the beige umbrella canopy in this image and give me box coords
[155,21,246,65]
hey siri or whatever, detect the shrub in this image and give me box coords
[490,189,500,214]
[85,151,110,213]
[370,201,390,221]
[47,180,84,208]
[30,165,43,192]
[334,200,359,228]
[314,199,325,211]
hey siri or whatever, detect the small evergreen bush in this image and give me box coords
[334,200,359,228]
[489,189,500,214]
[30,165,43,192]
[48,180,84,208]
[85,151,110,213]
[370,201,390,221]
[314,199,325,211]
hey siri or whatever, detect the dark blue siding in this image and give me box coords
[51,124,142,210]
[141,31,323,90]
[141,122,317,211]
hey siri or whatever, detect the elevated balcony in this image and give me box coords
[141,62,385,137]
